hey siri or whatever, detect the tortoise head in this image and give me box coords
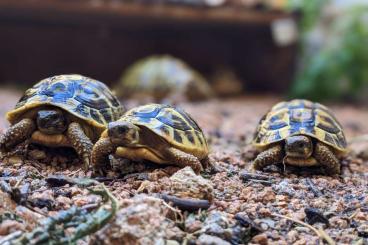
[285,135,313,159]
[37,109,67,135]
[108,121,140,146]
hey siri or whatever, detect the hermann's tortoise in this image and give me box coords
[253,99,347,174]
[0,74,124,168]
[115,55,214,102]
[92,104,209,173]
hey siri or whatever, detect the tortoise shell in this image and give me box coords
[114,55,213,101]
[7,74,124,130]
[121,104,209,158]
[253,99,347,152]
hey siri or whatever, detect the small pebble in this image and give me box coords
[7,156,23,165]
[28,150,46,160]
[0,220,25,235]
[251,233,268,245]
[197,234,231,245]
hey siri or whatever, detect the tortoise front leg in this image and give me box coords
[0,118,36,151]
[200,156,211,169]
[314,142,340,175]
[67,122,93,169]
[165,147,203,174]
[253,144,283,170]
[91,137,115,170]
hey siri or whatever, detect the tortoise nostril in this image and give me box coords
[118,127,128,134]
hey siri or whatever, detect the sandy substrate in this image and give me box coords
[0,89,367,244]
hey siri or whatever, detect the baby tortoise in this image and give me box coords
[253,99,347,174]
[114,55,214,102]
[0,74,124,168]
[92,104,209,173]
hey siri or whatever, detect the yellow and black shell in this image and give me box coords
[122,104,209,158]
[114,55,213,101]
[253,99,347,152]
[7,74,124,130]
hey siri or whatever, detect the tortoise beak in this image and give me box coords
[285,135,313,158]
[37,110,67,134]
[108,122,139,146]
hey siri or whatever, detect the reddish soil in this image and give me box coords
[0,89,367,244]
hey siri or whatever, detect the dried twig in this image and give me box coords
[318,228,336,245]
[234,213,263,232]
[272,213,335,245]
[305,178,323,197]
[14,175,25,189]
[67,169,82,177]
[160,194,211,211]
[304,207,329,226]
[240,171,274,186]
[162,200,184,223]
[46,175,98,188]
[249,179,273,186]
[0,231,23,244]
[349,209,359,220]
[239,171,272,181]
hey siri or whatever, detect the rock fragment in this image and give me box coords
[91,195,184,244]
[167,166,214,201]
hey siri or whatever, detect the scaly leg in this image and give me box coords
[200,156,211,169]
[253,144,283,170]
[91,137,115,170]
[0,118,35,151]
[165,147,203,174]
[67,122,93,170]
[314,142,340,175]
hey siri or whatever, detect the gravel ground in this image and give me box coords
[0,89,367,244]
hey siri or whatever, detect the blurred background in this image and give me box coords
[0,0,367,103]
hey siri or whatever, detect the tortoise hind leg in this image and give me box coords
[0,118,35,151]
[253,144,283,171]
[314,142,340,175]
[165,147,203,174]
[67,122,93,170]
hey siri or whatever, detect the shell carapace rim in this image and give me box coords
[115,55,213,101]
[120,55,203,88]
[6,74,124,129]
[120,104,209,156]
[253,99,347,152]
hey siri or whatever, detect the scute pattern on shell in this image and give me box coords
[122,104,208,156]
[8,74,123,127]
[253,99,347,151]
[114,55,213,101]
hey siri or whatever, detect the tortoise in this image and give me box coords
[114,55,214,102]
[0,74,124,168]
[91,104,209,173]
[252,99,347,174]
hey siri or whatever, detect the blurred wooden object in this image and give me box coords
[0,0,298,92]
